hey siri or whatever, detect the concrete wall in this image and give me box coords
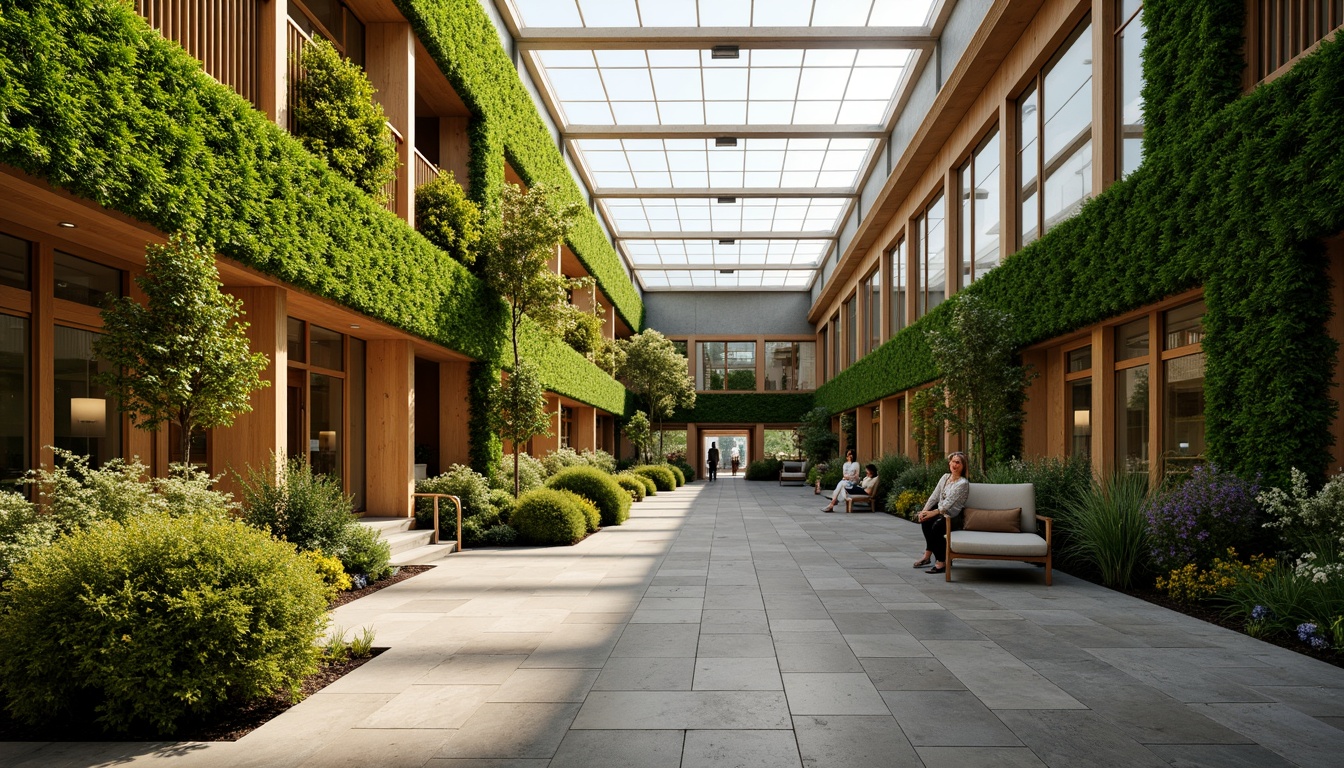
[643,292,815,336]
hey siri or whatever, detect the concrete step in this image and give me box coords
[358,516,416,534]
[378,528,436,556]
[391,542,458,566]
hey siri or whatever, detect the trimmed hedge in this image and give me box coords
[665,464,685,487]
[556,489,601,533]
[614,474,646,502]
[814,0,1344,486]
[621,471,657,497]
[670,393,815,424]
[510,488,587,545]
[546,466,631,527]
[631,465,677,492]
[393,0,643,332]
[745,458,783,481]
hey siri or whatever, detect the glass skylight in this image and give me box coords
[621,239,831,267]
[639,269,817,290]
[602,197,848,234]
[537,49,910,126]
[510,0,937,28]
[574,138,876,190]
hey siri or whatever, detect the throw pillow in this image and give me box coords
[962,507,1022,533]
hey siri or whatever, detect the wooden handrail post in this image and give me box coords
[411,493,462,552]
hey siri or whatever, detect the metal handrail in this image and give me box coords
[411,493,462,551]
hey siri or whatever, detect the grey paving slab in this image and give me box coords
[697,632,776,657]
[861,657,967,691]
[436,702,581,759]
[994,709,1171,768]
[781,672,890,715]
[548,730,684,768]
[418,654,528,685]
[792,714,922,767]
[694,657,783,690]
[571,691,792,729]
[915,746,1048,768]
[488,668,600,702]
[591,656,695,690]
[931,640,1084,710]
[610,622,700,657]
[773,639,865,673]
[681,729,802,767]
[1194,701,1344,768]
[297,728,449,768]
[881,691,1022,747]
[362,684,496,729]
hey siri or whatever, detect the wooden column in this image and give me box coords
[1329,237,1344,473]
[531,395,561,455]
[752,423,766,463]
[1021,349,1050,459]
[439,360,471,468]
[439,117,471,191]
[573,405,597,452]
[366,23,416,224]
[856,406,874,461]
[686,423,699,474]
[257,0,286,125]
[366,340,415,517]
[214,287,288,497]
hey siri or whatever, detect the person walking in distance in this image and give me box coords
[707,442,720,481]
[730,445,741,476]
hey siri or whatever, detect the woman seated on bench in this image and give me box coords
[913,452,970,573]
[823,459,878,512]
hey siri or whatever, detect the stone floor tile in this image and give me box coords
[548,730,684,768]
[297,728,449,768]
[488,668,600,702]
[995,709,1171,767]
[880,691,1021,747]
[782,672,890,715]
[700,608,770,633]
[861,657,967,691]
[791,714,921,767]
[931,641,1084,710]
[418,655,529,685]
[629,608,703,623]
[1086,648,1276,703]
[774,641,865,673]
[362,684,496,729]
[914,746,1048,767]
[694,657,783,690]
[843,632,931,658]
[1195,701,1344,768]
[591,656,695,690]
[436,702,580,759]
[571,691,792,729]
[681,729,802,768]
[455,633,547,655]
[697,632,776,658]
[1146,744,1298,767]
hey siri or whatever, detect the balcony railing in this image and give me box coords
[136,0,261,107]
[414,148,441,189]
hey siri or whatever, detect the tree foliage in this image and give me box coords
[623,411,652,464]
[94,236,269,466]
[415,170,482,265]
[616,330,695,456]
[926,295,1036,473]
[794,406,838,468]
[488,361,552,497]
[293,37,398,199]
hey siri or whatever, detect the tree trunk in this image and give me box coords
[178,415,192,469]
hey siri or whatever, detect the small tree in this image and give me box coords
[795,406,838,468]
[416,171,482,265]
[616,330,695,458]
[479,183,581,494]
[623,411,652,464]
[909,386,945,464]
[293,37,398,199]
[95,236,270,467]
[487,361,552,497]
[927,294,1036,473]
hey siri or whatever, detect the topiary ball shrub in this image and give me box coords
[614,474,646,502]
[416,465,494,540]
[665,464,686,487]
[632,465,677,492]
[623,472,657,496]
[488,488,517,524]
[557,490,601,533]
[745,458,783,481]
[0,514,328,735]
[547,466,632,527]
[670,459,695,482]
[492,452,547,493]
[511,489,588,545]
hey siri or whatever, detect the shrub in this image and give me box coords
[632,465,677,492]
[887,489,926,520]
[338,523,393,582]
[984,455,1093,522]
[302,549,353,601]
[669,458,695,482]
[582,449,618,473]
[1062,471,1153,589]
[665,463,686,486]
[511,488,588,545]
[557,489,601,532]
[492,452,546,494]
[1259,467,1344,558]
[546,466,631,527]
[0,514,328,735]
[415,171,481,265]
[890,464,946,504]
[873,454,914,505]
[745,459,783,481]
[477,523,518,546]
[621,471,657,497]
[614,474,646,502]
[1156,548,1274,603]
[416,465,493,539]
[241,457,355,557]
[293,37,398,198]
[0,491,56,583]
[542,447,588,477]
[488,488,517,523]
[1222,556,1344,639]
[819,463,844,490]
[1145,464,1262,572]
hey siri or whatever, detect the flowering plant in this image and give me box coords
[1145,465,1260,571]
[1259,467,1344,557]
[1297,622,1330,650]
[1155,548,1274,602]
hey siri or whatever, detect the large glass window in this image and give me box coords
[1164,352,1205,477]
[0,315,28,488]
[958,129,1001,285]
[310,324,344,370]
[1115,317,1149,361]
[560,406,574,449]
[844,295,857,366]
[890,240,906,335]
[310,372,342,480]
[54,251,122,307]
[697,341,756,390]
[1116,365,1149,474]
[54,326,120,468]
[862,269,881,355]
[1117,2,1146,177]
[698,341,725,390]
[1164,300,1205,349]
[764,341,816,391]
[917,194,946,317]
[1020,21,1093,246]
[1070,380,1092,458]
[290,0,366,66]
[0,233,31,290]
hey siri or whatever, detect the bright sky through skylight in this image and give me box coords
[511,0,937,28]
[622,239,832,266]
[573,138,876,190]
[603,197,848,234]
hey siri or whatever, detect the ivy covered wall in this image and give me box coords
[814,0,1344,485]
[0,0,628,479]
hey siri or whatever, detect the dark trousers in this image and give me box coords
[708,462,718,480]
[921,516,949,563]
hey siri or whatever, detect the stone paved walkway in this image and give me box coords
[6,476,1344,767]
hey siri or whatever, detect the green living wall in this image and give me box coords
[815,0,1344,485]
[394,0,643,334]
[0,0,628,475]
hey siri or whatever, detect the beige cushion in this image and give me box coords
[964,483,1036,532]
[962,507,1022,533]
[949,531,1049,557]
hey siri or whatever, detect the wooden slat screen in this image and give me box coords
[1248,0,1344,84]
[414,149,440,190]
[134,0,261,108]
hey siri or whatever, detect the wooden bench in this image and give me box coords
[822,488,874,512]
[779,460,808,486]
[943,482,1053,585]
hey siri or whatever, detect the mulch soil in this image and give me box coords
[0,565,435,743]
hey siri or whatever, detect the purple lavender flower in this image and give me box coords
[1310,636,1331,651]
[1251,605,1270,621]
[1145,465,1261,571]
[1298,622,1320,643]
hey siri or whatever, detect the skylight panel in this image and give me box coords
[705,102,748,123]
[515,0,583,27]
[561,102,615,124]
[743,150,785,171]
[751,50,805,67]
[578,0,640,26]
[856,49,912,66]
[748,68,801,100]
[632,170,672,186]
[836,100,888,124]
[846,67,904,99]
[697,0,750,26]
[869,0,936,26]
[636,0,697,26]
[657,102,705,124]
[666,151,707,172]
[804,50,858,67]
[593,171,636,187]
[796,69,852,101]
[537,51,596,67]
[601,69,655,100]
[672,171,711,187]
[753,0,812,26]
[547,69,606,101]
[702,70,748,100]
[783,151,825,172]
[594,49,648,67]
[747,102,795,124]
[819,0,874,26]
[651,69,703,100]
[612,102,659,123]
[817,171,858,186]
[583,151,631,171]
